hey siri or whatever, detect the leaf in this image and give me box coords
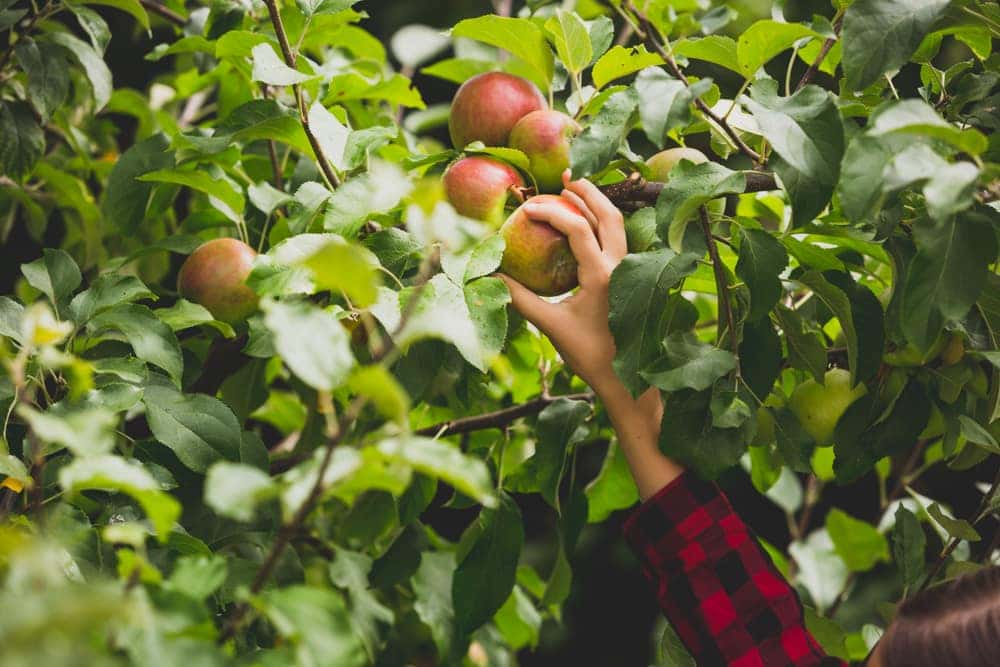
[88,304,184,385]
[585,441,639,522]
[798,272,869,384]
[59,455,180,540]
[167,555,228,600]
[789,530,849,612]
[655,161,746,249]
[0,297,23,342]
[412,552,456,658]
[901,211,998,352]
[69,274,156,324]
[592,45,663,89]
[390,24,450,69]
[215,99,312,155]
[307,102,349,171]
[14,39,70,121]
[323,161,412,237]
[83,0,149,31]
[20,249,81,315]
[958,415,1000,454]
[927,502,980,542]
[892,505,925,589]
[262,299,355,392]
[251,43,312,85]
[204,462,276,522]
[451,16,554,90]
[378,436,495,507]
[452,493,524,635]
[0,101,44,181]
[138,168,244,222]
[296,0,357,18]
[46,32,113,110]
[608,249,700,396]
[736,228,788,322]
[842,0,950,90]
[102,134,174,234]
[736,20,818,77]
[299,236,380,307]
[544,10,592,75]
[673,35,740,74]
[869,99,988,156]
[659,389,754,479]
[494,586,541,650]
[155,299,235,338]
[143,385,242,473]
[826,508,889,572]
[347,366,409,424]
[642,333,738,392]
[743,81,843,227]
[569,87,638,179]
[263,587,367,667]
[18,403,118,458]
[328,547,394,660]
[635,67,711,148]
[740,317,783,401]
[775,305,826,382]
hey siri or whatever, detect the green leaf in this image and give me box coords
[869,99,988,156]
[451,16,554,91]
[775,305,827,382]
[155,299,235,338]
[263,587,368,667]
[323,161,411,237]
[328,547,394,660]
[18,403,118,457]
[826,508,889,572]
[635,68,710,149]
[215,99,313,155]
[736,20,818,77]
[46,32,113,110]
[585,441,639,522]
[494,586,541,650]
[453,493,524,635]
[0,296,23,342]
[958,415,1000,454]
[59,455,180,540]
[262,299,355,392]
[656,161,746,250]
[83,0,149,31]
[927,502,980,542]
[608,249,700,396]
[642,332,738,392]
[88,304,184,385]
[307,101,349,170]
[545,10,592,75]
[347,366,409,424]
[0,102,44,181]
[204,462,276,522]
[892,505,925,589]
[673,35,740,74]
[743,81,843,227]
[654,621,697,667]
[378,436,496,507]
[251,43,313,86]
[569,87,638,179]
[143,385,242,473]
[138,168,244,223]
[299,236,380,307]
[412,551,456,659]
[0,454,29,488]
[14,39,70,121]
[901,211,998,352]
[296,0,357,18]
[102,134,174,234]
[66,4,109,52]
[167,555,228,600]
[592,45,663,89]
[736,228,788,322]
[390,24,450,69]
[69,274,156,324]
[659,389,754,479]
[842,0,950,90]
[20,249,81,315]
[798,272,873,384]
[420,57,495,84]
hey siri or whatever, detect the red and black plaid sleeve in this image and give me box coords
[623,472,845,667]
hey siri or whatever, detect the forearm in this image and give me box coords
[593,375,685,500]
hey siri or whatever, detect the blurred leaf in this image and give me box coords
[102,134,174,234]
[0,102,44,181]
[204,462,276,522]
[263,586,367,667]
[14,39,70,121]
[378,436,495,507]
[826,508,889,572]
[262,299,355,392]
[20,249,81,315]
[892,505,925,589]
[585,441,639,522]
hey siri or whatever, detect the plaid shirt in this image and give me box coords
[624,472,847,667]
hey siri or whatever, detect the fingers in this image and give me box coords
[561,170,628,261]
[521,199,605,272]
[559,189,600,237]
[496,274,559,334]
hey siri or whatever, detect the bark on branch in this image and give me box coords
[415,392,594,438]
[599,171,778,212]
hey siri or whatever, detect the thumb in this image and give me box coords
[495,273,558,335]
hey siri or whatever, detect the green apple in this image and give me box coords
[788,368,867,446]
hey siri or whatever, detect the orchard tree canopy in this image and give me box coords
[0,0,999,665]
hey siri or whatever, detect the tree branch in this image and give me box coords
[794,18,842,92]
[600,171,778,211]
[139,0,187,27]
[415,392,594,438]
[699,205,739,372]
[622,0,763,165]
[190,334,250,396]
[261,0,341,189]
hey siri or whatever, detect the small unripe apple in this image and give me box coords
[500,195,581,297]
[646,147,709,182]
[442,156,524,225]
[788,368,867,446]
[177,238,258,324]
[448,72,547,149]
[508,110,581,193]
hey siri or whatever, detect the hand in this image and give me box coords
[498,171,627,397]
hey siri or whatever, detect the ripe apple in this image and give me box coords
[448,72,547,149]
[788,368,867,446]
[499,195,581,297]
[646,147,725,217]
[442,156,524,225]
[508,110,581,193]
[177,238,258,324]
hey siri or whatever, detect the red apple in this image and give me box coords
[177,238,258,324]
[448,72,547,149]
[509,110,581,193]
[443,156,524,225]
[500,195,581,296]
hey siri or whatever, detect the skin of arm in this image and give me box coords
[498,170,685,500]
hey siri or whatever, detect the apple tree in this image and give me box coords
[0,0,998,664]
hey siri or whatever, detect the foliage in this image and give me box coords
[0,0,998,664]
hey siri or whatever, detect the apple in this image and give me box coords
[442,156,524,225]
[448,72,547,149]
[788,368,867,446]
[752,406,775,446]
[499,195,581,296]
[646,147,725,217]
[508,110,581,193]
[177,238,258,324]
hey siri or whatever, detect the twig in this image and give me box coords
[491,0,512,17]
[139,0,187,27]
[415,392,594,438]
[794,18,842,92]
[599,171,778,212]
[261,0,341,189]
[623,0,763,165]
[793,475,822,539]
[699,205,739,372]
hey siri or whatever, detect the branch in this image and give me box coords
[261,0,341,189]
[415,392,594,438]
[622,0,763,165]
[794,18,842,92]
[699,205,739,373]
[600,171,778,211]
[139,0,187,27]
[190,334,250,396]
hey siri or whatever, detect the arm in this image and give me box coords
[500,172,839,667]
